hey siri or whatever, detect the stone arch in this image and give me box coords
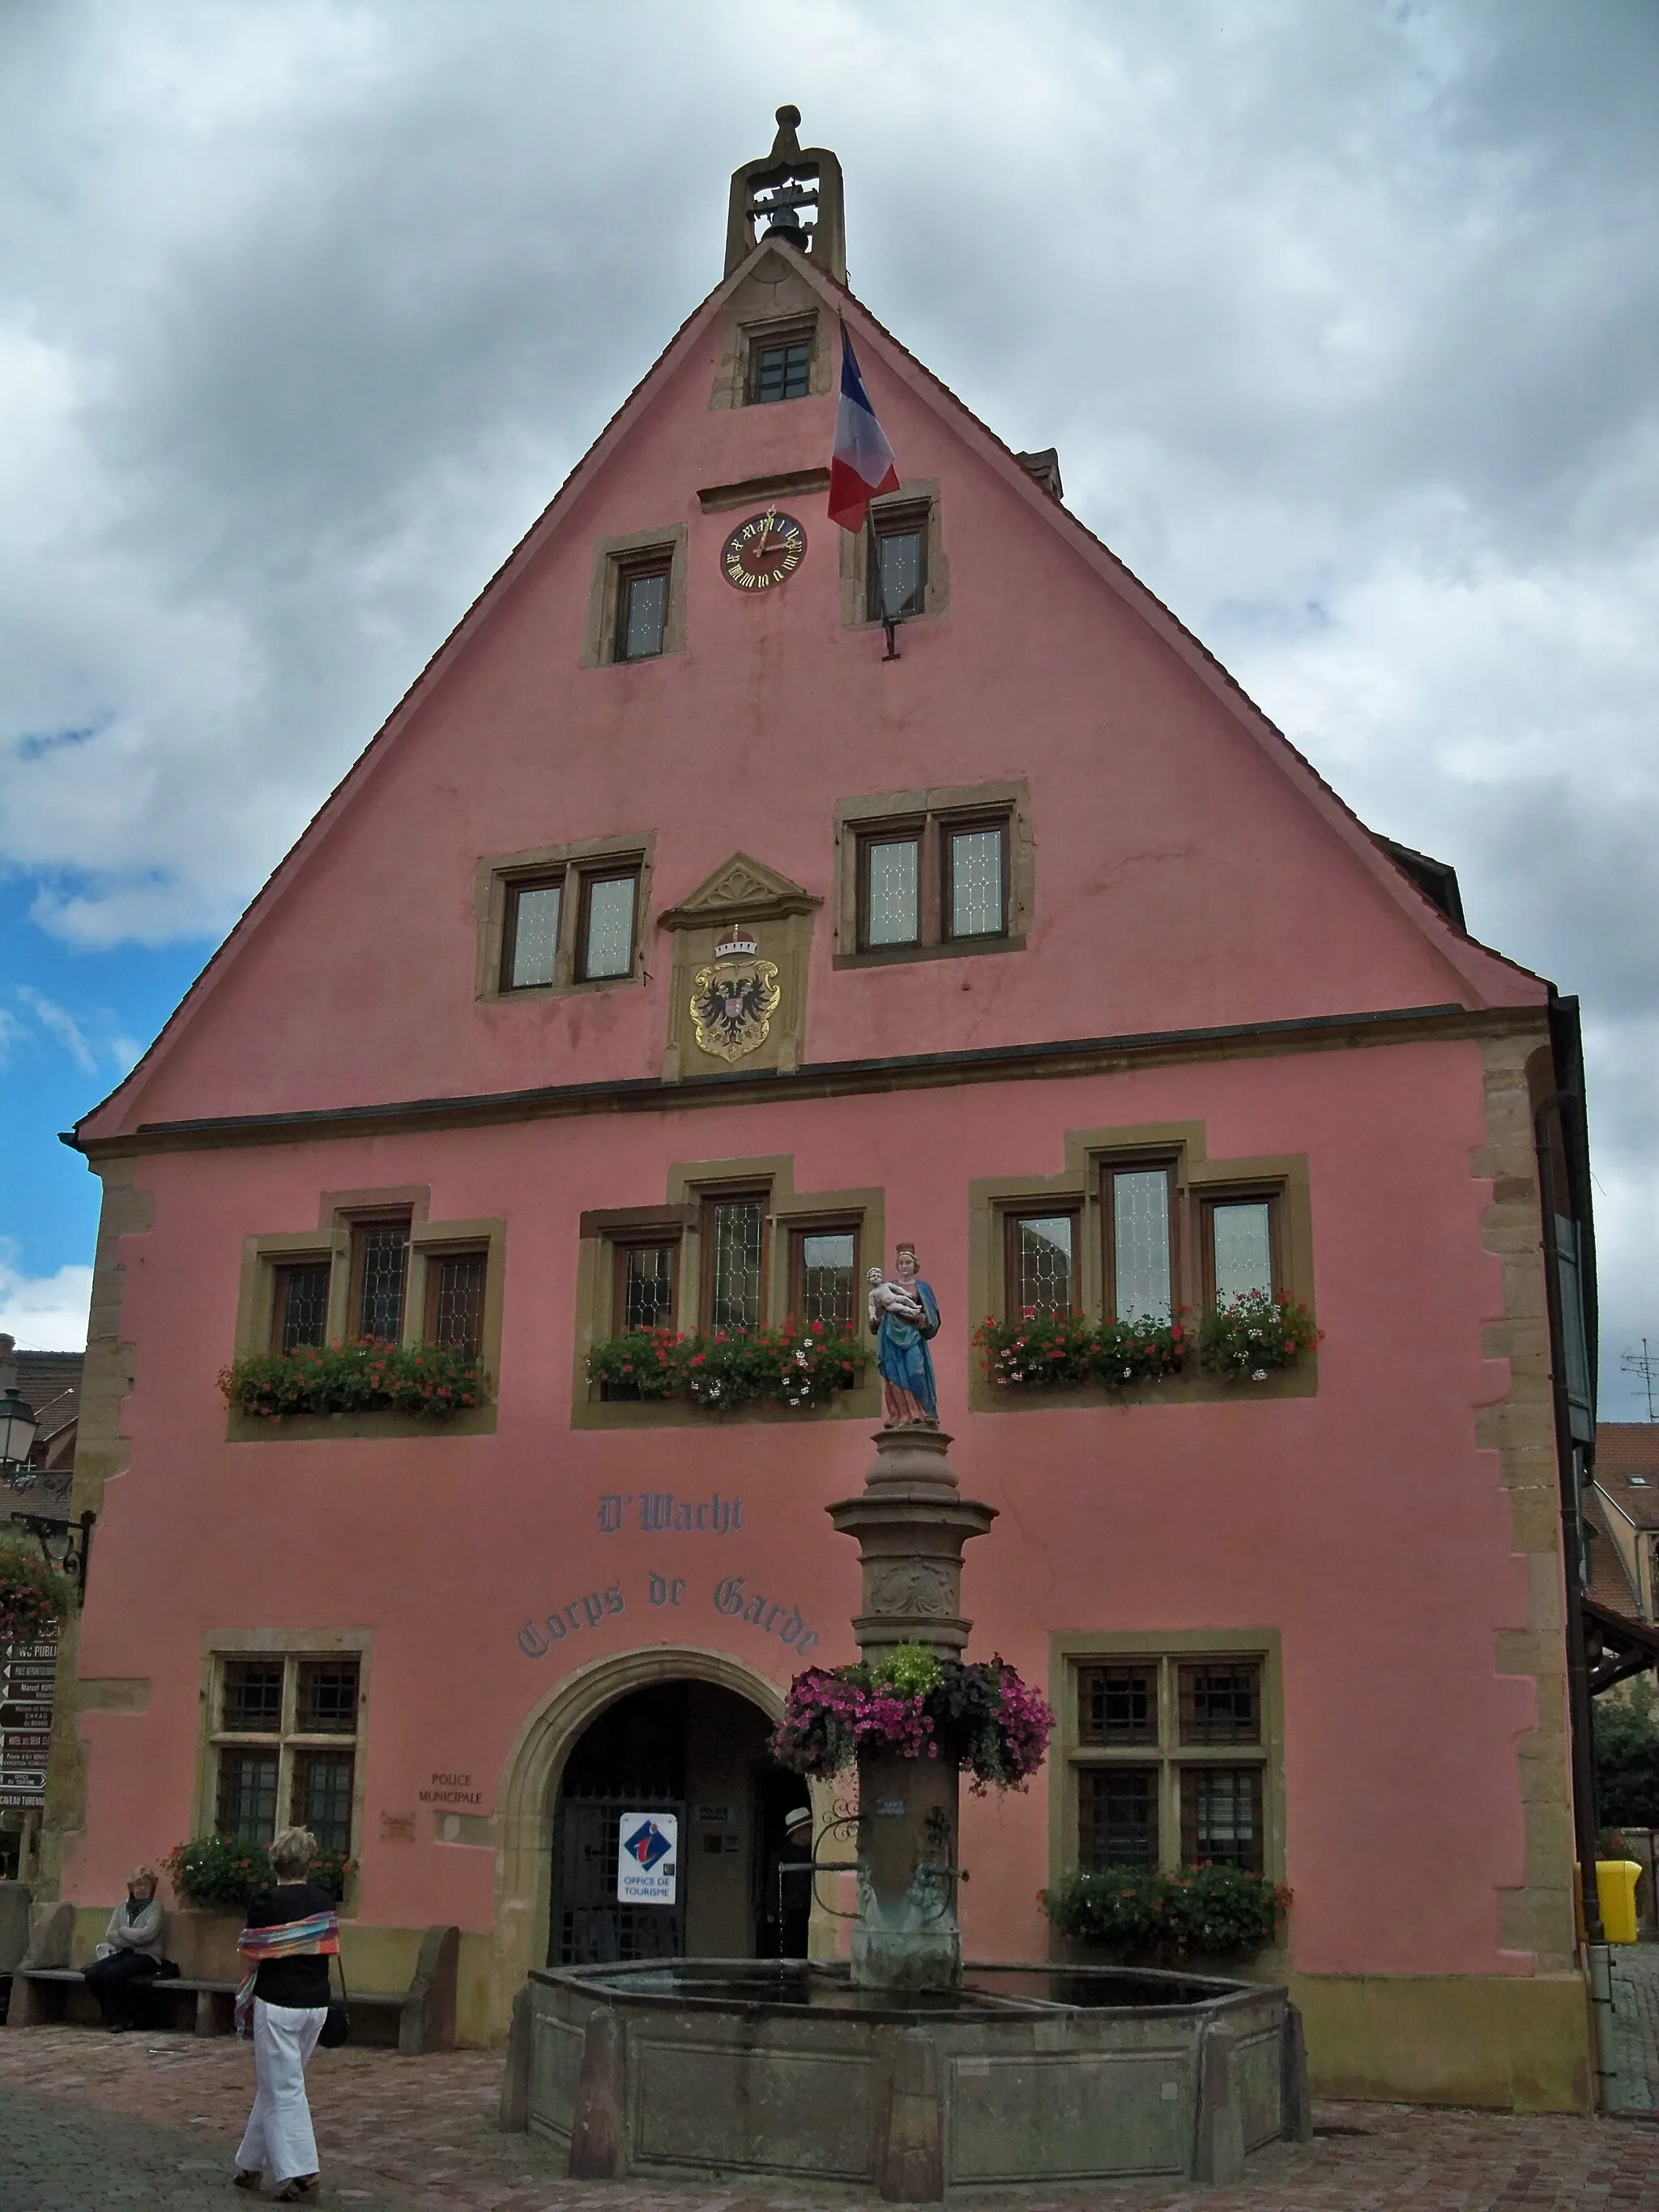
[488,1644,787,2037]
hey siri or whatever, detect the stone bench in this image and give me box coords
[3,1904,460,2054]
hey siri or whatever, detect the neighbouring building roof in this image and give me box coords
[1584,1491,1644,1616]
[1596,1424,1659,1529]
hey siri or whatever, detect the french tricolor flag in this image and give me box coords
[828,329,900,533]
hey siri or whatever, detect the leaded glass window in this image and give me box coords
[947,825,1004,939]
[1011,1213,1075,1317]
[223,1661,284,1733]
[797,1230,856,1330]
[616,565,668,661]
[505,880,561,990]
[354,1219,410,1344]
[213,1654,363,1860]
[868,510,928,621]
[430,1251,488,1358]
[621,1243,676,1332]
[1111,1169,1173,1324]
[275,1263,330,1353]
[1211,1200,1273,1302]
[216,1749,279,1844]
[1179,1767,1263,1872]
[293,1750,355,1855]
[709,1198,765,1332]
[1069,1652,1272,1882]
[1077,1663,1158,1746]
[297,1660,360,1736]
[1077,1767,1158,1870]
[1178,1663,1260,1745]
[864,837,920,947]
[581,873,637,980]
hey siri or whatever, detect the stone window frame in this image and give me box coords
[230,1187,505,1440]
[838,481,950,633]
[475,830,655,1001]
[193,1627,373,1911]
[579,522,689,670]
[833,779,1032,971]
[571,1154,884,1429]
[1048,1630,1286,1912]
[709,309,833,412]
[968,1122,1315,1411]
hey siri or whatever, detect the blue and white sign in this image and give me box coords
[616,1812,678,1904]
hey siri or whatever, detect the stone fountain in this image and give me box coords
[501,1420,1309,2197]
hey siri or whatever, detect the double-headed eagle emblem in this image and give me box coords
[689,933,783,1062]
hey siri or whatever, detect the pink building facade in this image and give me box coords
[45,123,1601,2107]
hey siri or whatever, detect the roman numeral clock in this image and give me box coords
[722,509,807,591]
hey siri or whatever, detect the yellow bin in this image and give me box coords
[1595,1859,1644,1944]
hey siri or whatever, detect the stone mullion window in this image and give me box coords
[1063,1647,1271,1881]
[211,1654,363,1856]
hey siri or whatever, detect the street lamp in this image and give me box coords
[8,1508,95,1597]
[0,1386,40,1485]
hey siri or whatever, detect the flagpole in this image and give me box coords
[837,316,900,660]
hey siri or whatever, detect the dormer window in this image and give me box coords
[748,323,815,404]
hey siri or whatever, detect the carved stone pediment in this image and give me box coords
[656,851,820,932]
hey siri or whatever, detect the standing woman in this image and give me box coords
[232,1826,338,2201]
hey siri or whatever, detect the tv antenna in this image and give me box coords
[1621,1338,1658,1422]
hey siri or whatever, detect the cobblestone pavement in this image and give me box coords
[1,2027,1657,2212]
[1610,1948,1659,2113]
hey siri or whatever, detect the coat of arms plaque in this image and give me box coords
[689,934,783,1062]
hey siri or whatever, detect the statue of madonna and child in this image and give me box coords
[867,1242,941,1426]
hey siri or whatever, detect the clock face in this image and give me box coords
[722,509,807,591]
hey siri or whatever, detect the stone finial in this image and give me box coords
[770,105,803,162]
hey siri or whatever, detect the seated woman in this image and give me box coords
[82,1866,165,2031]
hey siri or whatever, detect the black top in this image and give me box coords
[243,1882,337,2010]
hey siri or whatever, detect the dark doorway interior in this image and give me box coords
[549,1679,784,1967]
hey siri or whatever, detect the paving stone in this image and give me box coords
[1,2026,1657,2210]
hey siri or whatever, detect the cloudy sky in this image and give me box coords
[2,1,1655,1412]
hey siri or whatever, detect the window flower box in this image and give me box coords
[586,1322,864,1411]
[771,1643,1054,1795]
[1196,1290,1320,1383]
[973,1310,1188,1392]
[161,1835,352,1910]
[1040,1863,1290,1966]
[218,1340,486,1421]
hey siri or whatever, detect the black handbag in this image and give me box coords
[318,1950,350,2048]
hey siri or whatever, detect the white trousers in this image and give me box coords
[237,1998,326,2184]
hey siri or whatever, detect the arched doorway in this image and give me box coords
[548,1677,803,1967]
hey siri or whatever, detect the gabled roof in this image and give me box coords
[71,236,1546,1147]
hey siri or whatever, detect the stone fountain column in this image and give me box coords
[828,1426,996,1990]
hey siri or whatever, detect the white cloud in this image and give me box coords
[1,0,1656,1399]
[15,987,98,1073]
[0,1252,92,1353]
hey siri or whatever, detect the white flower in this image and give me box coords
[1251,1369,1267,1383]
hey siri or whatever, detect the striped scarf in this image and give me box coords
[235,1911,339,2033]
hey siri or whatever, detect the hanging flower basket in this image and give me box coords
[772,1643,1054,1795]
[974,1309,1187,1392]
[1196,1290,1320,1383]
[0,1538,71,1643]
[586,1323,864,1411]
[219,1340,486,1420]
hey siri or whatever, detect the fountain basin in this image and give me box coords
[501,1958,1310,2198]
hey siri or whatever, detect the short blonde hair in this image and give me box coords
[269,1826,317,1878]
[127,1865,158,1893]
